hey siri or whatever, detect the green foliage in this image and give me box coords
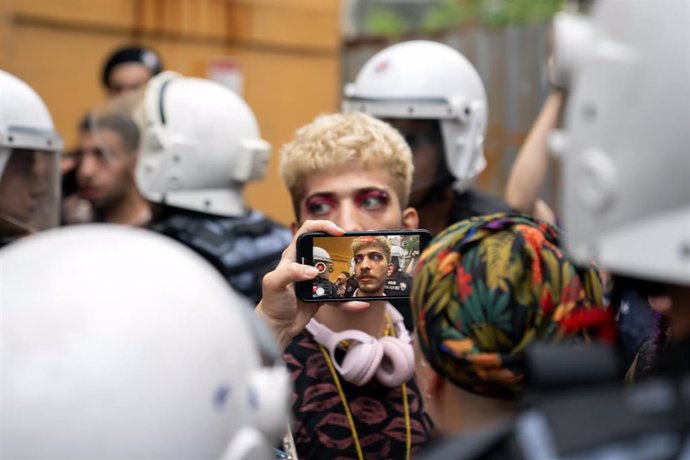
[360,0,562,38]
[421,0,473,34]
[363,6,410,38]
[479,0,562,27]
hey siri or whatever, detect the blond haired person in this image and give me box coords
[256,112,431,459]
[351,235,392,297]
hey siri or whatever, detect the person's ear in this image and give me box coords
[429,369,444,396]
[649,295,673,314]
[419,359,443,400]
[402,206,419,229]
[128,151,140,175]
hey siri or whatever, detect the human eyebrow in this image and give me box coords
[354,186,389,196]
[304,192,337,202]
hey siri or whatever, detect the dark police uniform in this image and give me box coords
[385,269,413,297]
[312,276,336,299]
[149,206,292,305]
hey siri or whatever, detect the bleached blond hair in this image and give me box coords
[350,235,392,263]
[279,112,413,217]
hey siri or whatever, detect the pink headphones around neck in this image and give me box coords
[306,304,415,387]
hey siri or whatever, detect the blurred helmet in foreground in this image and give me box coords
[554,0,690,286]
[0,225,289,459]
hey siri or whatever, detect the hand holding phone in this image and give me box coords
[255,219,371,350]
[295,230,432,303]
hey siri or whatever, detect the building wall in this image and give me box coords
[1,0,341,225]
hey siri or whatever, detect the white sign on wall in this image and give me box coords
[207,57,243,96]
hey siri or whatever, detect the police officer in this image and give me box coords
[312,246,336,298]
[417,2,690,458]
[344,41,513,236]
[134,72,292,304]
[101,45,163,97]
[385,245,412,297]
[0,70,62,246]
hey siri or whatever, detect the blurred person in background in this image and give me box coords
[385,244,413,298]
[134,71,291,305]
[101,45,163,97]
[0,69,62,247]
[61,44,164,220]
[64,102,151,226]
[334,270,354,297]
[344,40,513,237]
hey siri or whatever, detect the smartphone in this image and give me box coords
[295,229,432,303]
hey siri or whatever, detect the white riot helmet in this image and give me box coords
[554,0,690,286]
[0,70,62,237]
[313,245,333,276]
[343,40,488,188]
[0,225,290,459]
[390,245,405,270]
[135,71,271,217]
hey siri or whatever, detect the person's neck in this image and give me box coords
[102,189,151,226]
[414,188,454,235]
[668,285,690,341]
[437,383,519,435]
[314,300,389,337]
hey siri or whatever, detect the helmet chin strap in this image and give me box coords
[0,212,38,235]
[410,161,455,209]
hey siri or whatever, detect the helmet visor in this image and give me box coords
[342,96,458,120]
[0,148,59,236]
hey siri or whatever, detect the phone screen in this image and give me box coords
[296,230,431,302]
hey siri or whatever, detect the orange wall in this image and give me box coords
[0,0,341,225]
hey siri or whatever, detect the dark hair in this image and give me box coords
[79,112,140,153]
[101,45,163,89]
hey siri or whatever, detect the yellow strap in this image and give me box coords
[386,314,412,460]
[402,382,411,460]
[315,314,412,460]
[318,344,364,460]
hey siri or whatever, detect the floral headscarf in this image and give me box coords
[412,213,607,400]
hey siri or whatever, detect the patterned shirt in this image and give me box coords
[284,331,432,459]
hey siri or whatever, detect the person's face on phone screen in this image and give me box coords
[353,247,391,296]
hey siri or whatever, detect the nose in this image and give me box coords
[28,171,48,198]
[359,255,373,271]
[336,200,365,232]
[77,152,97,182]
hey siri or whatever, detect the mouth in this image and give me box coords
[79,187,99,200]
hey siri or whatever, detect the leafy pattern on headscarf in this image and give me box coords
[412,213,606,400]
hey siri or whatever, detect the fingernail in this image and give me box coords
[305,266,319,277]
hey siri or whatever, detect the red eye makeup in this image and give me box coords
[354,188,390,210]
[304,194,338,216]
